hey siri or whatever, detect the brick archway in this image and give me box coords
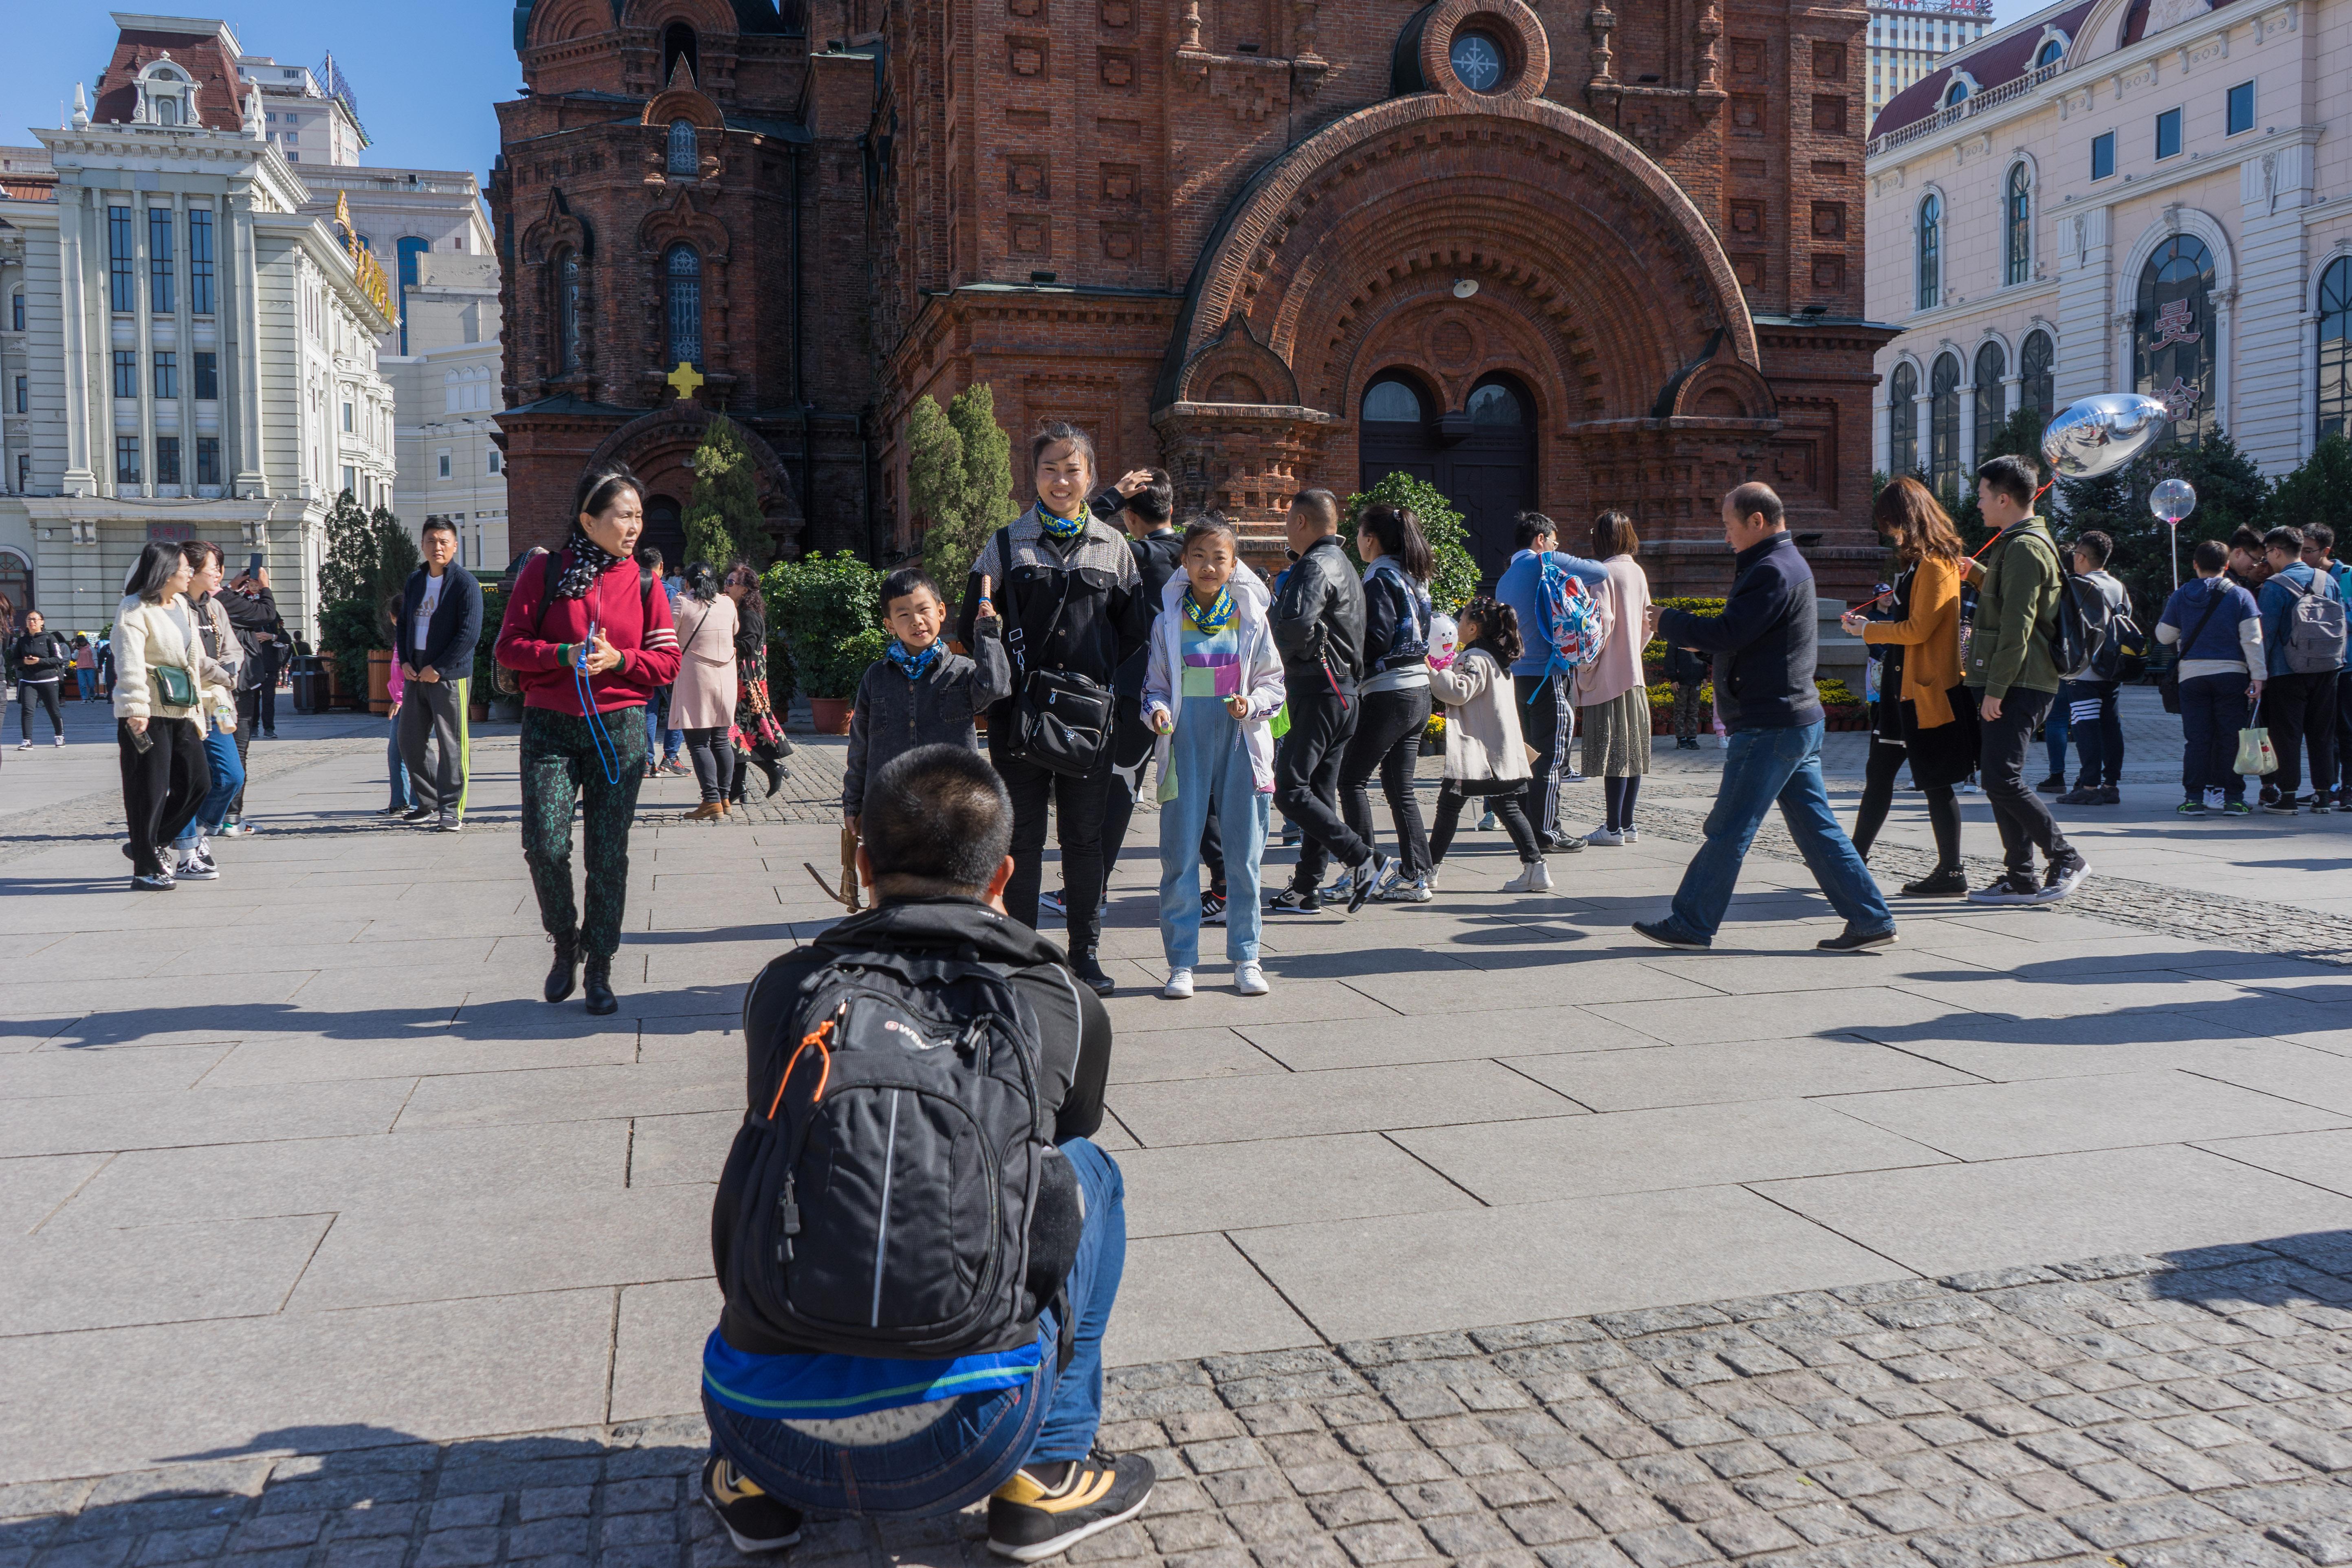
[582,404,805,558]
[1152,92,1773,584]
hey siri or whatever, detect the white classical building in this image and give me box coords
[1864,0,2352,497]
[384,250,509,572]
[0,15,395,642]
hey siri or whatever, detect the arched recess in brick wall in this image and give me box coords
[582,404,805,555]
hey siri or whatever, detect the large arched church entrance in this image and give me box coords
[1358,372,1538,585]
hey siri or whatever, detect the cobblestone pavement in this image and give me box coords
[6,1239,2348,1568]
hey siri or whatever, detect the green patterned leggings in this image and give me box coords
[520,704,650,959]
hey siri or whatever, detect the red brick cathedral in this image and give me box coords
[493,0,1890,594]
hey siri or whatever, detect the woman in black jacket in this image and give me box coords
[1337,504,1436,901]
[722,561,792,804]
[10,609,72,748]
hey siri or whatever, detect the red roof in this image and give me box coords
[1869,0,2096,142]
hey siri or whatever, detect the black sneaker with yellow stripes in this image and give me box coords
[986,1449,1156,1562]
[700,1454,803,1554]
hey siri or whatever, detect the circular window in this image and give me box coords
[1468,382,1525,426]
[1363,379,1426,423]
[1449,30,1506,93]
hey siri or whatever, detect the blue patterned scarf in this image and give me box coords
[1037,506,1089,544]
[1184,585,1236,634]
[888,638,942,682]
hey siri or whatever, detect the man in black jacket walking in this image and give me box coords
[396,519,484,831]
[1635,484,1895,952]
[1269,489,1382,914]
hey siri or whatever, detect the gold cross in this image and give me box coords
[666,361,705,401]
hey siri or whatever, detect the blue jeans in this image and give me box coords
[1670,721,1894,941]
[706,1138,1126,1517]
[1158,697,1270,969]
[2042,702,2068,780]
[75,669,97,701]
[176,722,246,843]
[388,722,414,810]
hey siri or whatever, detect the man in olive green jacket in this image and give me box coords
[1963,455,2088,906]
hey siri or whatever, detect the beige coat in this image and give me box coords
[1429,646,1532,785]
[668,591,739,731]
[112,595,231,724]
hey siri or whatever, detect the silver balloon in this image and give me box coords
[2042,393,2173,481]
[2150,477,2197,525]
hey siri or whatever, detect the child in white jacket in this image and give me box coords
[1428,597,1564,892]
[1143,518,1287,998]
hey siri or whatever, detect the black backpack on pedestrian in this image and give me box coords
[718,942,1063,1359]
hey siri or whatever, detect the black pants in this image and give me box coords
[2059,680,2122,787]
[1101,697,1223,889]
[1513,673,1573,842]
[521,705,650,959]
[684,726,734,803]
[2260,671,2338,799]
[1978,689,2073,875]
[119,717,209,876]
[2333,673,2352,792]
[1431,780,1538,864]
[232,691,261,817]
[256,648,279,732]
[2178,673,2250,803]
[18,680,62,740]
[1852,738,1960,871]
[1277,684,1366,890]
[994,743,1112,954]
[1340,684,1432,879]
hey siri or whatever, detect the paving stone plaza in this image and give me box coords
[2,690,2349,1568]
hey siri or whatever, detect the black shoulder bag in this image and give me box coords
[1000,533,1115,777]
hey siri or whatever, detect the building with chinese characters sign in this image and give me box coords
[493,0,1897,596]
[1864,0,2352,500]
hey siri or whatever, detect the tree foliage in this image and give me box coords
[2264,433,2352,541]
[1341,471,1479,613]
[317,490,419,689]
[766,550,885,701]
[910,383,1017,598]
[1947,407,2048,554]
[683,414,767,571]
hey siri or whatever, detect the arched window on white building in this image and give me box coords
[1917,194,1943,312]
[1890,362,1920,477]
[2005,164,2033,287]
[1929,352,1963,498]
[2020,330,2056,426]
[2318,257,2352,443]
[1974,341,2007,460]
[2135,235,2217,446]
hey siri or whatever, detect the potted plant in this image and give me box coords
[770,551,884,735]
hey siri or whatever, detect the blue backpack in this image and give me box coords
[1525,554,1611,700]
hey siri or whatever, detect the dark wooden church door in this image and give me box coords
[1357,374,1536,587]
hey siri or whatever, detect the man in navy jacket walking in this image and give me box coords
[1634,484,1895,952]
[396,519,484,831]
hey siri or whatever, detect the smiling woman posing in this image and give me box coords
[495,466,682,1015]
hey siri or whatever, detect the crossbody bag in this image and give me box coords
[2155,583,2228,715]
[999,534,1114,777]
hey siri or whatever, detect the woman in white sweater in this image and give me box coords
[112,542,231,891]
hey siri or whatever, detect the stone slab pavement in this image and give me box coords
[1,690,2349,1567]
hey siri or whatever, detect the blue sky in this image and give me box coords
[1,2,516,180]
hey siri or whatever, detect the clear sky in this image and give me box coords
[0,2,517,182]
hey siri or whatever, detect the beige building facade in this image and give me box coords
[385,250,508,573]
[1865,0,2352,497]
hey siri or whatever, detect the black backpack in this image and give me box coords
[719,944,1062,1359]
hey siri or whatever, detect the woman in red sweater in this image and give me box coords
[495,467,681,1014]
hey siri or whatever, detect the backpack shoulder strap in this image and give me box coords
[528,552,565,640]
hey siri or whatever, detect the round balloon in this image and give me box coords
[2041,393,2173,481]
[2150,477,2197,525]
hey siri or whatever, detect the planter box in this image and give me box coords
[367,650,394,717]
[808,697,854,735]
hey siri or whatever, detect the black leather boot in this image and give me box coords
[757,756,787,796]
[1071,950,1116,998]
[584,953,617,1016]
[544,931,581,1004]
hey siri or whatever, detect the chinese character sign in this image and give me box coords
[2152,299,2201,348]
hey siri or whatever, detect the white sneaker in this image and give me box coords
[1623,826,1639,843]
[1234,963,1270,996]
[1371,858,1410,900]
[1389,875,1434,903]
[1585,826,1625,847]
[1162,968,1194,1000]
[14,740,25,751]
[1502,859,1553,893]
[176,845,220,881]
[1476,810,1498,831]
[1424,867,1443,892]
[2203,787,2226,810]
[52,735,64,747]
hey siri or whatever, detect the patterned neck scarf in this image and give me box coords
[552,529,622,601]
[888,638,943,682]
[1184,585,1236,634]
[1037,505,1089,545]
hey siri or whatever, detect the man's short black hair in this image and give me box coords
[2308,523,2336,552]
[2194,539,2228,574]
[1513,512,1557,552]
[2072,530,2112,568]
[2264,526,2305,556]
[1725,483,1783,530]
[2231,525,2266,555]
[880,567,942,611]
[636,545,664,571]
[863,745,1013,895]
[420,517,458,542]
[1976,455,2040,510]
[1128,469,1175,525]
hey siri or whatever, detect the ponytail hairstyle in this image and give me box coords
[1460,595,1521,666]
[1357,502,1433,582]
[684,560,720,602]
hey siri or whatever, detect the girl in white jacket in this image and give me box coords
[1428,598,1554,893]
[112,542,232,891]
[1143,518,1287,998]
